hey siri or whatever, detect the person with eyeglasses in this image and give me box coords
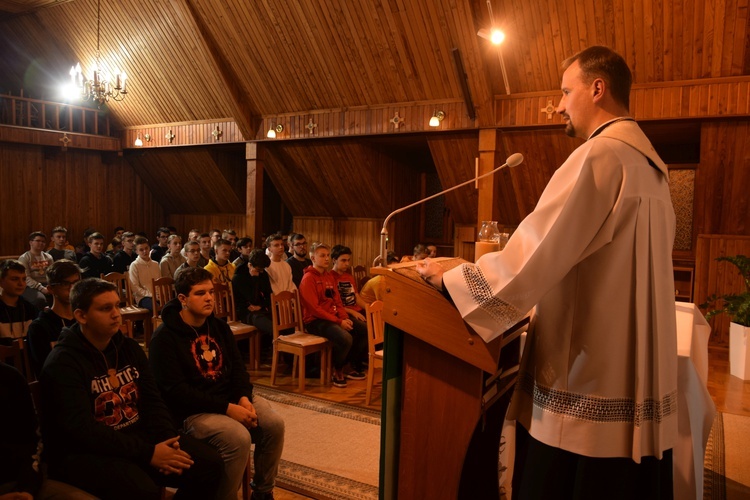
[285,233,311,288]
[174,241,203,279]
[18,231,56,310]
[27,259,82,378]
[149,227,171,263]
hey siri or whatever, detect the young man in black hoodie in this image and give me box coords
[149,267,284,500]
[39,278,223,500]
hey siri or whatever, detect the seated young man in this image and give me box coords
[285,233,312,288]
[330,245,368,322]
[113,231,137,273]
[175,241,202,279]
[78,233,113,279]
[265,234,296,295]
[18,231,55,310]
[149,227,171,263]
[232,249,273,338]
[159,235,186,279]
[27,259,81,378]
[180,229,201,259]
[129,237,161,313]
[149,267,285,500]
[204,239,235,285]
[48,226,77,262]
[232,237,254,267]
[0,260,39,343]
[197,233,212,268]
[222,230,241,263]
[299,244,368,388]
[106,227,125,253]
[39,278,223,500]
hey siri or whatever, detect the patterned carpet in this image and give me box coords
[703,412,750,499]
[255,386,380,500]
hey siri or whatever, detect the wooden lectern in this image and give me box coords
[372,260,527,500]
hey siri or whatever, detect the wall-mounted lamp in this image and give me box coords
[429,110,445,127]
[267,124,283,139]
[134,134,143,147]
[144,133,151,143]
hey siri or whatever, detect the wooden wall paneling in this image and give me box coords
[125,147,244,215]
[426,132,480,225]
[695,234,750,346]
[291,217,383,269]
[0,143,163,256]
[694,120,750,239]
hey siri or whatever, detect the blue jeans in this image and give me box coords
[305,318,368,371]
[183,395,284,500]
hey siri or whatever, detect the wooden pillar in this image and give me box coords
[477,129,499,232]
[246,142,264,246]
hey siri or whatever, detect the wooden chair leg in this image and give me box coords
[366,356,375,405]
[298,352,306,392]
[143,317,154,347]
[270,347,278,386]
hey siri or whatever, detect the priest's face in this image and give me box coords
[557,60,596,139]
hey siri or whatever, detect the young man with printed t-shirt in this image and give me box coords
[39,278,223,500]
[18,231,55,310]
[330,245,368,322]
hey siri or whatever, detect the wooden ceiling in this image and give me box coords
[1,0,747,133]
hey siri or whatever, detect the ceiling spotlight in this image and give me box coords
[477,28,506,45]
[429,110,445,127]
[267,124,283,139]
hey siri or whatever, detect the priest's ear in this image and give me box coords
[591,78,606,102]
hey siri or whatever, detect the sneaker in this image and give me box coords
[346,370,366,381]
[332,375,347,388]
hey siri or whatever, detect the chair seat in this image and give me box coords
[373,349,383,359]
[277,331,328,347]
[120,305,150,316]
[228,321,256,336]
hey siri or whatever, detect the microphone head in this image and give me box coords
[506,153,524,168]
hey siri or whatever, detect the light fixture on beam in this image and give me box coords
[477,28,506,45]
[267,124,283,139]
[429,110,445,127]
[134,134,143,147]
[69,0,128,107]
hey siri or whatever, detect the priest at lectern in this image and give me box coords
[417,46,678,500]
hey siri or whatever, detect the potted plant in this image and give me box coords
[700,255,750,379]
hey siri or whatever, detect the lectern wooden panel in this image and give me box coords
[372,261,525,500]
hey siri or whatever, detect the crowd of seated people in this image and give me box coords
[0,223,444,498]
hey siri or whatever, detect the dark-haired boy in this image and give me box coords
[232,237,254,267]
[18,231,55,309]
[113,231,138,273]
[78,233,113,279]
[265,234,295,295]
[26,259,81,378]
[285,233,311,288]
[330,245,368,322]
[39,278,223,500]
[0,260,38,343]
[48,226,77,262]
[150,227,171,263]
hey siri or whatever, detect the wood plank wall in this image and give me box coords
[166,214,249,241]
[0,142,163,256]
[695,235,750,346]
[291,217,382,269]
[123,119,246,149]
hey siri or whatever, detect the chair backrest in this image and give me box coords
[366,300,385,352]
[0,339,23,373]
[212,281,236,322]
[353,265,367,290]
[271,290,304,338]
[152,276,176,318]
[21,337,36,381]
[101,271,135,307]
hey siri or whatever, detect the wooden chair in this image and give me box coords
[151,276,176,331]
[101,271,154,347]
[0,339,23,373]
[213,282,260,371]
[270,290,330,392]
[365,300,385,405]
[21,337,36,381]
[353,265,368,291]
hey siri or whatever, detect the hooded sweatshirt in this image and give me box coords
[39,325,177,470]
[148,298,254,424]
[298,266,348,325]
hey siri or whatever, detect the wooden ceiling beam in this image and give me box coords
[180,0,261,140]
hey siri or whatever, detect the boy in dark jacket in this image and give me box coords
[40,278,223,500]
[149,267,284,500]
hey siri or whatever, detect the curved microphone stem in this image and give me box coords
[378,153,523,266]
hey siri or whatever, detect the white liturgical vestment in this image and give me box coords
[443,119,678,461]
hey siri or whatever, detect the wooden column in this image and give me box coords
[246,143,264,246]
[477,129,500,232]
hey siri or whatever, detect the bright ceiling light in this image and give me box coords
[490,29,505,45]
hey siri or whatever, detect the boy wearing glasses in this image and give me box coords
[175,241,202,279]
[150,227,171,263]
[27,259,81,378]
[285,233,311,288]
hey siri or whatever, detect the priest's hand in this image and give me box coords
[416,259,444,291]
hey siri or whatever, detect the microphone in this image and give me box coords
[378,153,524,266]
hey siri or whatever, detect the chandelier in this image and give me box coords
[69,0,128,107]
